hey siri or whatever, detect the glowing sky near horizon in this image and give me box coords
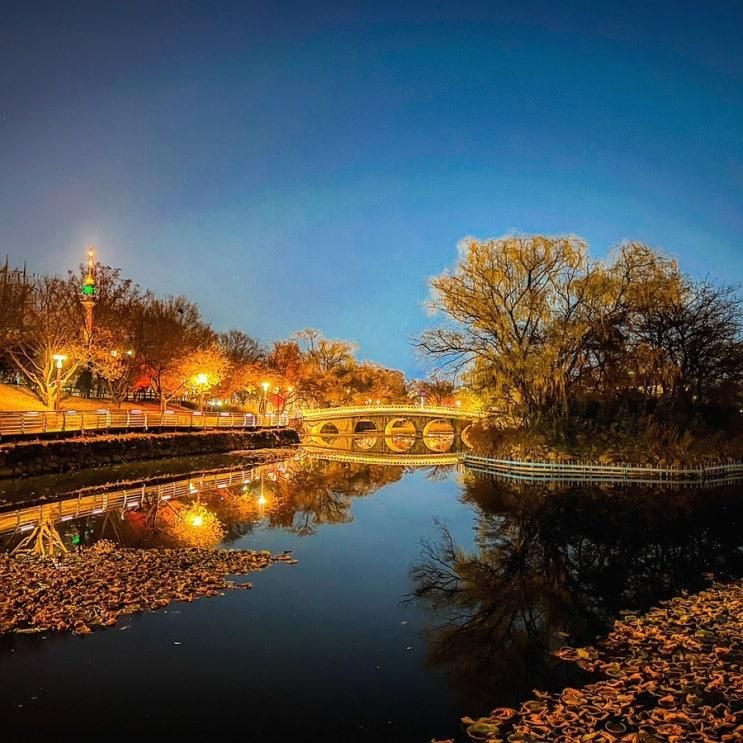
[2,1,742,375]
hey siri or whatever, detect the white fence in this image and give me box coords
[461,453,743,486]
[0,409,288,441]
[0,462,276,536]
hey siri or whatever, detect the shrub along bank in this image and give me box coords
[0,428,299,478]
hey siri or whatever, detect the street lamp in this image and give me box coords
[195,372,209,412]
[260,381,270,416]
[52,354,67,411]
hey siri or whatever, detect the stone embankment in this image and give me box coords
[0,428,299,478]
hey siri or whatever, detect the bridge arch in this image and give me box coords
[384,418,417,452]
[461,424,475,449]
[311,421,340,445]
[421,419,455,452]
[353,419,379,450]
[354,419,379,434]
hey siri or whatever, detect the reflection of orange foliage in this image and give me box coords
[216,491,263,523]
[167,503,225,549]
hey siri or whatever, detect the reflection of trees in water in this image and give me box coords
[420,464,457,483]
[269,458,404,535]
[410,477,743,711]
[66,459,406,546]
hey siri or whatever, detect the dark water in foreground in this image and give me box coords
[0,452,742,742]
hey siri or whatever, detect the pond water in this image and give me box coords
[0,450,742,742]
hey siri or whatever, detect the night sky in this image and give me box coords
[2,1,742,375]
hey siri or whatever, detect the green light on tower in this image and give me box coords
[81,246,96,297]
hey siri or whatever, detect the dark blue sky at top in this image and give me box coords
[1,1,742,375]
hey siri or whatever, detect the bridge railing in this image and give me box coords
[300,404,487,419]
[0,409,288,442]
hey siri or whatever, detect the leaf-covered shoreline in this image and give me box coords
[0,542,297,637]
[446,581,743,743]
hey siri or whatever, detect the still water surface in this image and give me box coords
[0,450,741,742]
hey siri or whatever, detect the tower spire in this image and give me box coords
[80,245,97,342]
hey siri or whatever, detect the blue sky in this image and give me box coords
[2,1,742,375]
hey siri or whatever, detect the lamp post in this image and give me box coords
[195,372,209,412]
[261,381,270,419]
[52,354,67,411]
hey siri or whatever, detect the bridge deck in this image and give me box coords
[300,405,485,420]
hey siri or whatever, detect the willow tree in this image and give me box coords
[418,235,678,424]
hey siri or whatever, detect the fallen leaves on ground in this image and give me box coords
[456,581,743,742]
[0,540,297,637]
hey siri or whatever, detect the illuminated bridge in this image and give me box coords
[300,404,486,455]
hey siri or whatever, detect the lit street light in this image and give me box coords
[260,381,270,417]
[52,354,67,411]
[195,372,209,412]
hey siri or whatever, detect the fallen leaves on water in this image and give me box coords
[458,580,743,742]
[0,541,296,637]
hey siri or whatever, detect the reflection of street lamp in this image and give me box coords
[195,372,209,412]
[260,381,270,415]
[257,470,267,507]
[52,354,67,410]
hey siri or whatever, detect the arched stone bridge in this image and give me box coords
[300,405,486,455]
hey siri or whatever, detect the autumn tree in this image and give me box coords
[81,263,145,406]
[137,296,217,411]
[3,275,88,408]
[260,330,408,410]
[215,329,265,401]
[408,374,457,406]
[294,328,358,373]
[344,361,407,404]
